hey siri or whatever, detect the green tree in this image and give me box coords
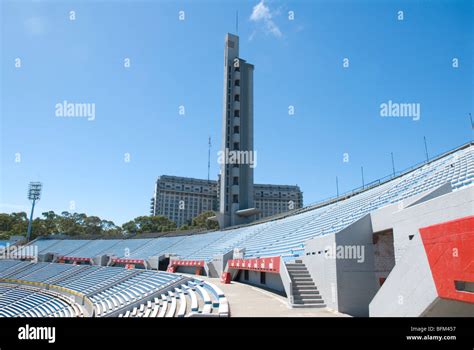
[0,212,28,239]
[121,215,177,235]
[191,211,218,230]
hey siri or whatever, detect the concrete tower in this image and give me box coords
[217,33,259,228]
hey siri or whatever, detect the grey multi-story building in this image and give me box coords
[254,184,304,220]
[150,175,218,228]
[217,33,258,228]
[151,175,303,227]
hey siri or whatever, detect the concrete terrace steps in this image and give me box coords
[287,261,326,309]
[117,279,229,318]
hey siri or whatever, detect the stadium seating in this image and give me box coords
[0,283,80,317]
[117,278,229,317]
[0,260,228,317]
[25,144,472,262]
[0,144,472,318]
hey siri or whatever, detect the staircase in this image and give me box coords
[286,260,325,308]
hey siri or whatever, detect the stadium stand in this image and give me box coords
[0,260,229,317]
[118,277,229,317]
[0,283,81,317]
[0,142,472,317]
[22,143,473,263]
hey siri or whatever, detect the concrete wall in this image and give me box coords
[369,186,474,316]
[369,233,438,317]
[302,214,377,316]
[236,270,285,294]
[391,186,473,265]
[302,232,338,310]
[370,183,453,263]
[211,249,234,277]
[334,214,378,316]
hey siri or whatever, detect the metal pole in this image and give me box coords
[26,199,36,242]
[391,152,396,176]
[361,166,365,188]
[469,113,473,130]
[336,176,339,198]
[424,136,429,162]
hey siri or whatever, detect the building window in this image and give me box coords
[233,142,239,150]
[234,94,240,102]
[244,270,249,281]
[235,79,240,86]
[233,195,239,203]
[260,272,266,285]
[233,177,239,185]
[234,110,240,117]
[233,126,240,134]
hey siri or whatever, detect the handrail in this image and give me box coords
[286,141,473,213]
[279,258,294,306]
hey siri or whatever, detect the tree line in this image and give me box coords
[0,210,218,240]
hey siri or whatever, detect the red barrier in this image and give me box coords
[169,260,205,267]
[220,272,231,284]
[166,260,205,275]
[420,216,474,304]
[58,256,91,263]
[112,258,145,265]
[227,256,280,273]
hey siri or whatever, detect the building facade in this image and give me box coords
[150,175,218,228]
[254,184,304,220]
[151,175,303,227]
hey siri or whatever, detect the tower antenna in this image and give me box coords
[208,136,211,182]
[236,11,239,34]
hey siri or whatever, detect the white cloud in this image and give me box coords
[249,1,282,38]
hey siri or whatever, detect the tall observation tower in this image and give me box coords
[217,33,259,228]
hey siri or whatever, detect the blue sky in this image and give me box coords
[1,0,472,225]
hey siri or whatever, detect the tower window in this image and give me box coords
[233,195,239,203]
[233,177,239,185]
[233,142,239,150]
[234,126,240,134]
[235,79,240,86]
[234,110,240,117]
[234,95,240,102]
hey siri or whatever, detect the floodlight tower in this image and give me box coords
[26,182,42,242]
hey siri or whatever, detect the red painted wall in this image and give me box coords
[420,216,474,303]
